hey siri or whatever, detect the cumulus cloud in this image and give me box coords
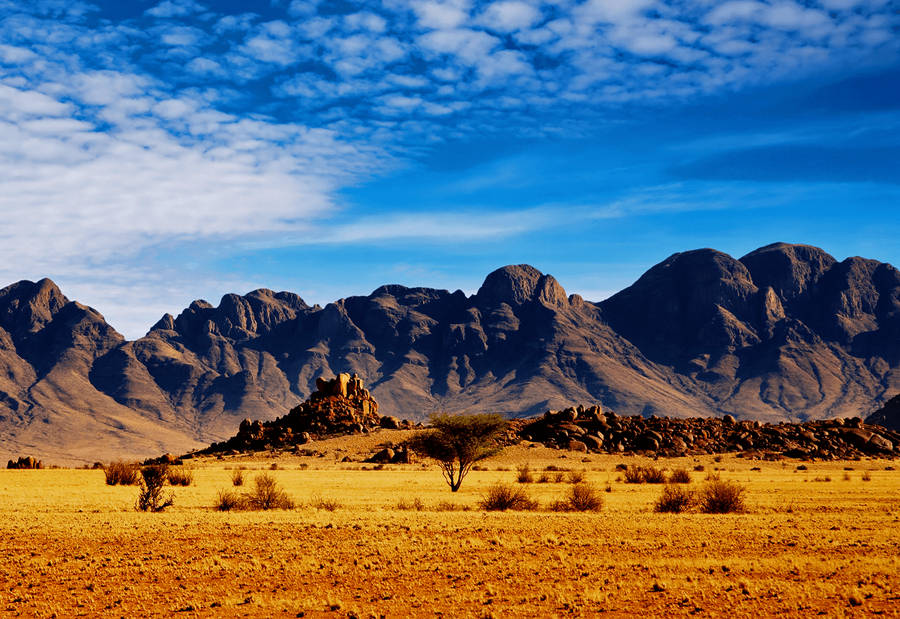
[0,0,898,334]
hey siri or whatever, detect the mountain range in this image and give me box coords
[1,242,898,463]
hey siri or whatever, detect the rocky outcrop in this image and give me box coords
[520,406,899,459]
[6,455,42,469]
[204,373,409,453]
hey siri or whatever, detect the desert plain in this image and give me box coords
[1,432,898,618]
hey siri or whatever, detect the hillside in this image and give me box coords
[1,242,898,463]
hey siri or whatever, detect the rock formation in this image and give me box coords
[204,373,406,452]
[6,455,43,469]
[520,406,899,459]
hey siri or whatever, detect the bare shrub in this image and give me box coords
[231,469,245,486]
[642,466,667,484]
[669,468,692,484]
[214,489,245,511]
[623,467,645,483]
[310,495,341,511]
[396,497,425,511]
[698,479,746,514]
[550,482,603,512]
[167,467,193,486]
[516,464,533,484]
[244,473,294,510]
[135,465,174,512]
[567,470,586,484]
[654,485,695,513]
[434,501,469,512]
[104,460,140,486]
[478,483,539,511]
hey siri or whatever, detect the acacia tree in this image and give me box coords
[410,413,508,492]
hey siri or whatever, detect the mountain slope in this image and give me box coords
[1,242,898,463]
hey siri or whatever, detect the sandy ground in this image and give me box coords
[1,434,898,617]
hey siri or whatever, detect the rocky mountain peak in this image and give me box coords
[476,264,567,308]
[741,242,836,301]
[0,278,69,335]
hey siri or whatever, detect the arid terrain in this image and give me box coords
[1,431,898,617]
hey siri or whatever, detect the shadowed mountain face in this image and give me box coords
[1,243,899,462]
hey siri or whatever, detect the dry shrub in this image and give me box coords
[623,466,666,484]
[654,485,695,513]
[231,469,245,486]
[136,465,174,512]
[862,471,872,482]
[434,501,469,512]
[310,495,341,511]
[104,460,140,486]
[669,468,692,484]
[698,479,746,514]
[623,467,644,483]
[167,467,193,486]
[537,472,550,483]
[479,483,539,511]
[567,470,586,484]
[214,489,245,511]
[693,464,705,472]
[516,464,533,483]
[396,497,425,511]
[244,473,294,510]
[642,466,667,484]
[550,482,603,512]
[553,472,565,483]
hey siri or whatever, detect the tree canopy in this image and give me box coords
[409,413,508,492]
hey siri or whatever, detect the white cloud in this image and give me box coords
[479,1,541,33]
[417,28,500,64]
[414,1,470,30]
[145,0,206,19]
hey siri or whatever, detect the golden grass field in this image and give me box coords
[1,432,898,618]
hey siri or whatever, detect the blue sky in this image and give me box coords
[1,0,898,338]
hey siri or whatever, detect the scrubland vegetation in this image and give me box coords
[1,437,898,617]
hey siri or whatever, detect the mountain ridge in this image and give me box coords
[1,242,898,463]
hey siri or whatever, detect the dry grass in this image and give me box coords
[515,464,533,483]
[1,440,898,616]
[479,483,539,511]
[698,479,746,514]
[166,467,193,486]
[104,460,139,486]
[550,481,603,512]
[654,484,695,513]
